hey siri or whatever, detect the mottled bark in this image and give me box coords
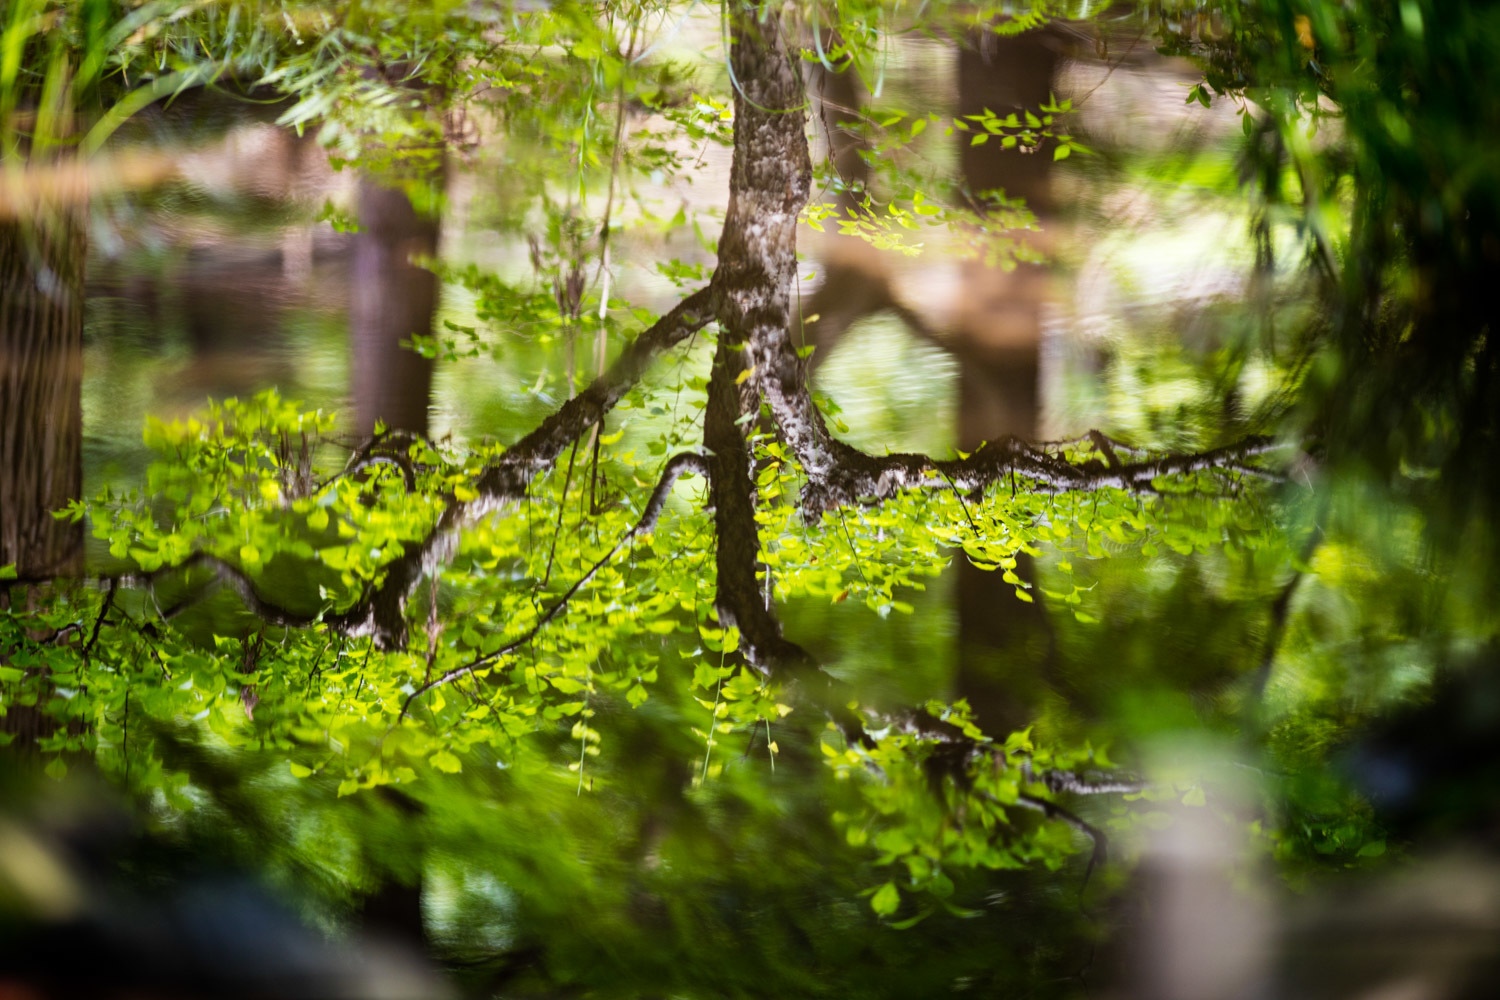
[703,334,810,673]
[702,17,1242,516]
[705,5,820,672]
[0,214,85,578]
[351,177,441,436]
[711,5,823,468]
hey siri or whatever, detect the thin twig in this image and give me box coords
[398,452,709,718]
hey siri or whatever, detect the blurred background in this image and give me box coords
[5,1,1500,997]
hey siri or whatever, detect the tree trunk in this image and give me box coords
[707,4,816,672]
[350,177,441,436]
[952,26,1066,737]
[1,212,86,758]
[0,214,85,579]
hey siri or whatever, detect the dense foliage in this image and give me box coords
[3,0,1498,996]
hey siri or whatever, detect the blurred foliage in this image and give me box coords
[1160,0,1500,537]
[3,0,1500,997]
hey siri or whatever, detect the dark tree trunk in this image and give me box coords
[350,178,440,436]
[1,212,86,757]
[0,214,85,578]
[952,27,1066,737]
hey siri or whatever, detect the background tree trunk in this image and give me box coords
[0,213,85,578]
[1,211,86,757]
[350,177,441,437]
[952,26,1067,737]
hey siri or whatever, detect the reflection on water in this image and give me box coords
[3,17,1492,1000]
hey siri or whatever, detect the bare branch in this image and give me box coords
[791,428,1282,516]
[1021,760,1150,796]
[82,578,117,660]
[1013,792,1108,892]
[1247,525,1324,705]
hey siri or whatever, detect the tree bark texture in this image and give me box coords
[707,4,818,670]
[1,213,86,760]
[0,214,85,578]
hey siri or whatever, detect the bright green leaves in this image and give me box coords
[665,93,734,147]
[549,676,588,696]
[754,433,1280,631]
[802,188,1042,266]
[91,389,457,604]
[429,750,463,774]
[831,700,1128,915]
[800,92,1083,267]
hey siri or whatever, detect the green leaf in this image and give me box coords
[1181,787,1206,808]
[289,762,314,778]
[871,881,900,917]
[430,750,463,774]
[887,908,934,929]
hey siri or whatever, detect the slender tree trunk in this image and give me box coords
[952,27,1065,737]
[350,177,441,436]
[0,214,85,578]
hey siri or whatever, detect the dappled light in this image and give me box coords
[3,2,1500,998]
